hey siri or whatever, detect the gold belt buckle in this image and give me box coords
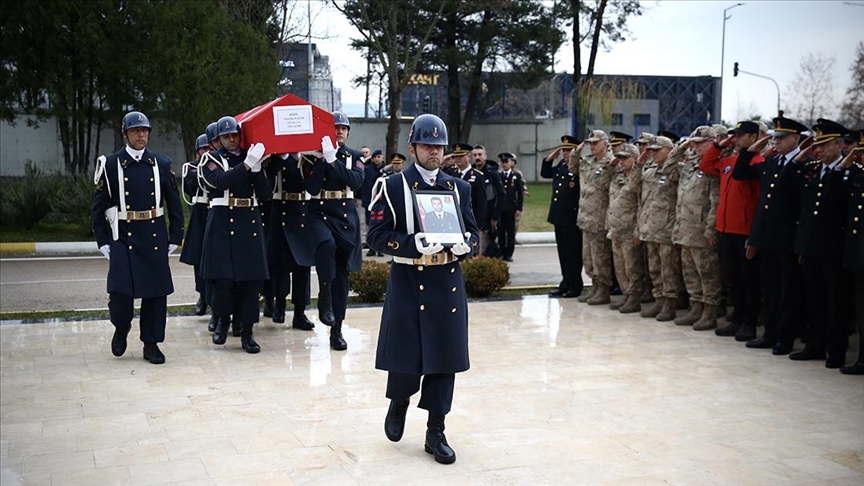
[236,199,250,207]
[430,253,441,264]
[136,211,148,219]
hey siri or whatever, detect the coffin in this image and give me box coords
[234,94,335,154]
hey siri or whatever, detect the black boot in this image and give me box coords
[318,281,335,326]
[384,399,410,442]
[241,323,260,354]
[194,294,207,316]
[142,343,165,364]
[111,324,131,357]
[262,297,274,318]
[292,313,315,331]
[424,412,456,464]
[231,316,241,337]
[272,299,286,324]
[330,320,347,351]
[213,316,230,345]
[207,314,218,333]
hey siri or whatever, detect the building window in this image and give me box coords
[611,113,623,126]
[633,113,651,126]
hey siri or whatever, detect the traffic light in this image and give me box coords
[733,62,739,77]
[422,96,431,113]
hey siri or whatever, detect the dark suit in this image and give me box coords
[540,155,583,295]
[448,166,487,235]
[92,147,183,344]
[498,169,524,259]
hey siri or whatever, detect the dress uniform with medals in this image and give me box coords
[789,121,852,368]
[92,111,184,364]
[541,135,583,297]
[496,152,524,262]
[367,114,480,465]
[446,142,487,236]
[199,116,271,353]
[179,133,212,318]
[305,111,365,351]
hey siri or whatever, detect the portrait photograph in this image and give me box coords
[413,190,465,245]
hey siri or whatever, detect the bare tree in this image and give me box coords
[839,42,864,130]
[788,52,837,126]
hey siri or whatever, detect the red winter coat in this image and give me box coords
[698,144,762,236]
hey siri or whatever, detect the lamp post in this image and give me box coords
[735,64,783,116]
[720,3,744,119]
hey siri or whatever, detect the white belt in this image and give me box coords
[118,208,164,221]
[192,195,209,204]
[392,252,455,266]
[209,197,258,208]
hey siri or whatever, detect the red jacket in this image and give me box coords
[698,144,762,235]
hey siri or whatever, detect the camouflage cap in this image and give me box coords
[613,143,639,158]
[648,136,674,150]
[635,132,656,145]
[711,124,729,137]
[585,130,609,142]
[688,126,717,143]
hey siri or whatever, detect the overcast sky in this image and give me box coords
[310,0,863,124]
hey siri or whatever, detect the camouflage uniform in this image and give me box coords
[606,151,644,310]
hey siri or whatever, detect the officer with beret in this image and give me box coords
[92,111,184,364]
[446,142,487,232]
[497,152,524,262]
[367,113,480,465]
[179,133,212,318]
[200,116,271,354]
[542,135,583,297]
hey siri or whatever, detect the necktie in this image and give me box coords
[439,214,443,220]
[778,156,785,169]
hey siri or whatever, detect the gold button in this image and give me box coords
[128,245,133,250]
[282,212,286,216]
[126,205,130,209]
[818,183,823,188]
[150,177,154,182]
[859,205,863,210]
[419,285,424,290]
[320,201,324,205]
[230,218,234,223]
[252,220,256,224]
[127,232,132,237]
[229,193,234,197]
[854,229,858,234]
[418,266,424,271]
[450,268,455,273]
[451,308,456,313]
[770,184,774,188]
[323,216,328,220]
[153,246,158,251]
[230,231,235,235]
[815,202,820,207]
[282,222,286,227]
[150,192,154,196]
[817,192,822,197]
[555,190,559,194]
[420,305,425,311]
[343,213,348,218]
[253,233,257,237]
[767,194,771,199]
[301,223,305,228]
[814,211,818,216]
[124,177,129,182]
[342,202,347,206]
[855,217,859,222]
[774,174,778,178]
[152,233,156,238]
[151,220,155,224]
[553,198,558,201]
[452,287,456,292]
[230,207,233,210]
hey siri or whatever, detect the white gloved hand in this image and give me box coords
[99,244,111,261]
[244,142,265,170]
[414,232,444,256]
[321,136,338,163]
[450,232,472,256]
[168,244,178,256]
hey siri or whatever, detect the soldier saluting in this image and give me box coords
[92,111,184,364]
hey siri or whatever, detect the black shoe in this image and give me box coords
[231,317,241,337]
[194,295,207,316]
[384,399,410,442]
[548,288,566,297]
[746,334,776,349]
[330,321,347,351]
[111,325,131,357]
[840,361,864,375]
[503,256,514,262]
[424,413,456,464]
[318,281,336,326]
[207,315,218,332]
[272,301,286,324]
[262,298,274,318]
[715,322,741,337]
[292,314,315,331]
[772,340,794,356]
[825,357,845,369]
[241,333,260,354]
[734,324,757,342]
[142,343,165,364]
[560,289,581,298]
[213,316,230,345]
[366,249,377,257]
[789,347,826,361]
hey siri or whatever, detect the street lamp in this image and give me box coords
[720,3,744,119]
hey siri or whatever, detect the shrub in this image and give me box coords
[349,260,391,302]
[46,170,96,237]
[461,256,510,298]
[1,162,58,229]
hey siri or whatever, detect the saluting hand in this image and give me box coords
[718,134,736,148]
[837,151,858,171]
[748,136,770,153]
[794,137,815,164]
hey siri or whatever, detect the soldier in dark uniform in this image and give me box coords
[264,153,317,330]
[382,153,406,177]
[180,134,212,319]
[367,114,480,465]
[789,121,852,368]
[446,142,486,235]
[732,116,808,355]
[304,111,365,351]
[470,145,504,256]
[200,116,271,354]
[497,152,524,262]
[92,111,184,364]
[542,135,583,298]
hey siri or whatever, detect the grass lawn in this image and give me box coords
[519,183,554,233]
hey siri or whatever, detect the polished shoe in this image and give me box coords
[292,314,315,331]
[548,288,566,297]
[825,357,845,369]
[111,325,131,357]
[272,300,286,324]
[142,343,165,364]
[330,321,347,351]
[213,316,230,345]
[384,399,410,442]
[231,318,241,337]
[734,324,757,342]
[715,322,741,337]
[262,298,274,318]
[207,314,218,332]
[789,347,826,361]
[746,334,776,349]
[560,289,581,298]
[425,413,456,464]
[318,281,336,326]
[840,361,864,375]
[241,332,260,354]
[194,294,207,316]
[772,340,794,356]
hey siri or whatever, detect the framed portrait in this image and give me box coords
[413,190,465,246]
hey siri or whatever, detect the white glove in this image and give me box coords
[244,142,265,171]
[99,244,110,261]
[168,244,178,256]
[321,136,338,163]
[414,232,444,256]
[450,232,472,256]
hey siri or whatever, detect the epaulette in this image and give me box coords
[853,161,864,171]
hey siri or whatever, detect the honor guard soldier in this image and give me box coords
[264,153,316,329]
[497,152,523,262]
[606,144,644,313]
[542,135,583,298]
[609,131,633,154]
[789,121,853,368]
[447,142,487,233]
[200,116,271,353]
[305,111,365,351]
[179,134,212,318]
[367,114,480,465]
[92,111,184,364]
[731,117,808,354]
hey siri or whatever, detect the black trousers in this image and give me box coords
[720,233,761,326]
[498,209,517,259]
[853,277,864,363]
[210,279,262,328]
[271,265,312,306]
[386,372,455,416]
[554,224,583,293]
[108,292,167,344]
[801,257,849,361]
[759,249,804,342]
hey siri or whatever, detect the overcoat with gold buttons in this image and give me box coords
[367,164,480,375]
[828,162,864,272]
[200,148,271,281]
[793,159,848,259]
[92,148,183,298]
